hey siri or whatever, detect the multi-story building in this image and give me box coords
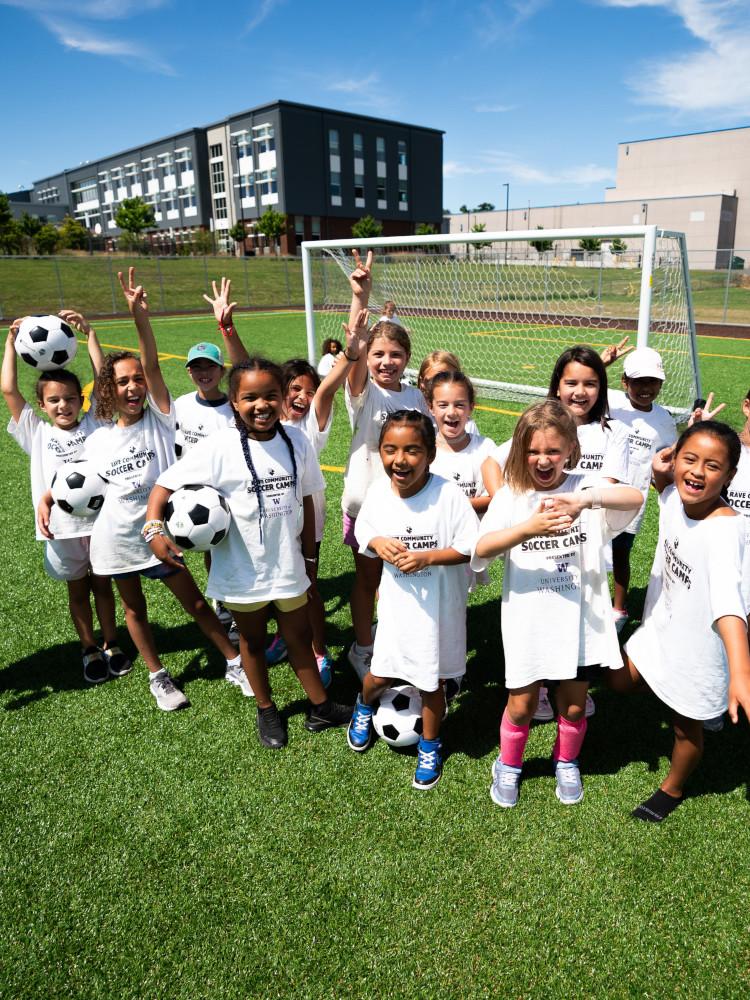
[30,101,443,254]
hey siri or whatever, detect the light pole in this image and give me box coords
[503,182,510,264]
[641,202,648,225]
[232,136,247,256]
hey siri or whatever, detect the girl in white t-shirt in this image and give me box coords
[347,410,478,790]
[39,269,242,712]
[146,356,353,750]
[317,338,343,378]
[341,251,430,679]
[3,311,130,685]
[471,400,642,809]
[614,421,750,822]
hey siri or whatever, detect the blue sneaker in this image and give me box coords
[265,633,287,665]
[316,652,334,689]
[413,736,443,790]
[347,695,375,752]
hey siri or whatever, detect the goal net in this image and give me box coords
[301,226,700,419]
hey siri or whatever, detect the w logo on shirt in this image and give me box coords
[129,445,137,454]
[556,562,569,573]
[406,526,413,534]
[268,468,275,476]
[271,497,281,506]
[453,473,461,480]
[673,538,679,549]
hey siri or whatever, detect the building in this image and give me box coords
[30,101,444,254]
[448,125,750,269]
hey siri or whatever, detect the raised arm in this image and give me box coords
[59,309,104,376]
[2,321,27,423]
[203,276,250,366]
[118,267,170,414]
[652,445,675,494]
[347,250,373,398]
[313,307,368,431]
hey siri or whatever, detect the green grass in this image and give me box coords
[2,312,750,998]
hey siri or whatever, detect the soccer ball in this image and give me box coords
[15,315,78,371]
[164,484,231,551]
[51,460,107,517]
[373,684,423,748]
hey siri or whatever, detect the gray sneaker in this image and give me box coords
[555,760,584,805]
[149,670,189,711]
[490,758,522,808]
[225,661,254,698]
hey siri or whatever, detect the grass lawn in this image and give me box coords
[2,309,750,998]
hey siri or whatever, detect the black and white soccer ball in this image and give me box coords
[51,460,107,517]
[15,315,78,371]
[164,484,231,551]
[373,684,423,748]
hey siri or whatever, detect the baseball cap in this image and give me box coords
[186,342,223,367]
[623,347,665,381]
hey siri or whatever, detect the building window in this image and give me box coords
[141,158,156,179]
[328,129,339,154]
[239,176,255,200]
[214,197,228,220]
[354,171,365,207]
[256,169,277,197]
[398,179,408,211]
[71,178,98,208]
[311,217,321,238]
[209,143,223,159]
[175,148,193,172]
[179,185,196,209]
[398,140,408,166]
[124,162,138,182]
[294,215,305,238]
[330,171,341,200]
[210,160,226,194]
[353,133,364,156]
[376,137,386,162]
[377,180,387,209]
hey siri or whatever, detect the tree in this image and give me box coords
[351,214,383,239]
[228,221,247,254]
[470,222,487,252]
[579,236,602,253]
[475,202,495,211]
[58,215,89,250]
[415,223,437,236]
[192,228,217,255]
[531,225,554,255]
[114,197,156,241]
[0,193,23,254]
[257,208,286,254]
[34,224,60,255]
[19,212,42,240]
[459,204,469,214]
[610,238,627,255]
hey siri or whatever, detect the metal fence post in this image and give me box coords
[722,258,733,323]
[108,255,117,314]
[156,255,166,313]
[203,255,209,290]
[284,257,291,305]
[243,255,251,306]
[597,252,604,309]
[54,257,65,310]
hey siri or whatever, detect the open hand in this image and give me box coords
[203,276,238,327]
[526,499,573,537]
[59,310,92,335]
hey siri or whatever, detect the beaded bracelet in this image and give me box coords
[142,519,165,543]
[218,322,235,338]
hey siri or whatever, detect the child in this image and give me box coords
[146,357,353,749]
[317,338,343,378]
[607,347,677,631]
[39,269,244,710]
[347,410,478,789]
[3,312,129,684]
[613,422,750,822]
[342,251,430,679]
[417,350,479,437]
[471,400,642,808]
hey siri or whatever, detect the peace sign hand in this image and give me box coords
[600,336,633,367]
[688,391,726,426]
[117,267,149,317]
[349,249,373,297]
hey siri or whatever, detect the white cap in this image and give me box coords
[623,347,665,381]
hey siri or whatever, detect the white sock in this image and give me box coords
[226,653,241,668]
[150,668,166,680]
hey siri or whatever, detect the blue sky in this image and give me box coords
[2,0,749,214]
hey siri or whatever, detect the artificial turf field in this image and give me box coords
[2,309,750,999]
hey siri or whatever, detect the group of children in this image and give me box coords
[5,252,750,821]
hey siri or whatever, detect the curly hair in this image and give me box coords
[93,351,140,422]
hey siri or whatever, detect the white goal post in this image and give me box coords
[301,225,701,419]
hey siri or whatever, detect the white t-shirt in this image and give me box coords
[625,485,747,720]
[8,404,102,541]
[342,378,429,517]
[282,400,333,543]
[157,424,324,604]
[82,398,176,575]
[317,353,338,378]
[174,392,235,457]
[726,444,750,522]
[355,474,479,690]
[471,475,637,688]
[608,392,677,534]
[430,433,495,502]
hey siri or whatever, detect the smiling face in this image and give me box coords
[430,381,473,445]
[673,431,735,516]
[284,373,316,423]
[231,368,282,439]
[368,336,409,390]
[557,361,600,425]
[380,423,433,498]
[187,358,224,399]
[39,380,83,430]
[623,375,663,412]
[526,427,575,491]
[113,357,147,425]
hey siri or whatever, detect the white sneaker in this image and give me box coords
[347,642,373,681]
[225,661,254,698]
[149,670,189,711]
[490,758,522,807]
[555,760,584,805]
[585,693,596,718]
[533,686,555,722]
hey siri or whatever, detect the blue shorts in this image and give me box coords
[112,556,185,581]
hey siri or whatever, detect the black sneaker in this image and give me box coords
[257,703,287,749]
[103,644,132,678]
[304,699,354,732]
[82,646,109,685]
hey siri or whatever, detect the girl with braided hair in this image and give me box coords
[147,356,353,749]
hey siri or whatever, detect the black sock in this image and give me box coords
[632,788,683,823]
[312,698,330,714]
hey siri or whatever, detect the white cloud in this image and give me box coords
[445,152,614,185]
[327,73,380,93]
[0,0,168,19]
[474,102,516,113]
[40,15,175,74]
[599,0,750,113]
[245,0,286,33]
[473,0,550,43]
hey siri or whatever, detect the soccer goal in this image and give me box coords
[301,225,700,419]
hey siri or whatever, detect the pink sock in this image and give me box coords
[553,715,587,763]
[500,709,529,768]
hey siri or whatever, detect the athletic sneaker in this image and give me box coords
[613,609,629,634]
[703,714,725,733]
[225,661,254,698]
[82,646,109,685]
[316,652,334,689]
[257,702,287,749]
[347,696,375,751]
[413,737,443,790]
[585,693,596,718]
[304,699,353,732]
[214,600,234,629]
[555,760,584,805]
[265,633,287,665]
[347,642,373,681]
[103,645,132,678]
[227,619,240,645]
[149,670,189,712]
[533,686,554,722]
[490,758,522,808]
